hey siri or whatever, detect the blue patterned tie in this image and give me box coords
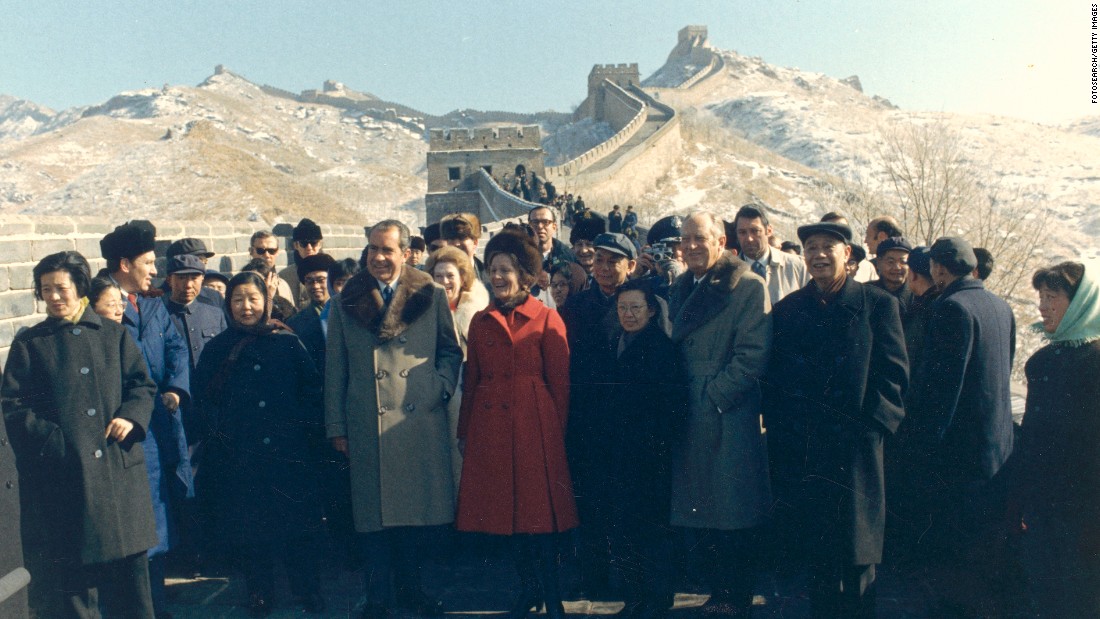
[382,285,394,305]
[752,261,766,279]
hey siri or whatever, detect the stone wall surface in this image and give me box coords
[546,81,647,179]
[0,216,369,367]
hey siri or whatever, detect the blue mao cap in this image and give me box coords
[796,222,852,245]
[593,232,638,260]
[876,236,913,255]
[908,246,932,278]
[166,254,205,276]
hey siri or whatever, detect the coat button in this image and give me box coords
[487,372,494,380]
[487,340,495,347]
[687,338,694,346]
[4,481,11,489]
[80,367,90,375]
[376,370,387,379]
[253,364,261,371]
[258,401,266,408]
[483,402,491,409]
[86,408,96,417]
[93,449,103,458]
[0,438,6,446]
[379,406,388,415]
[1043,376,1049,382]
[262,437,271,445]
[399,369,409,378]
[405,403,415,412]
[399,336,408,344]
[72,328,82,335]
[501,403,510,410]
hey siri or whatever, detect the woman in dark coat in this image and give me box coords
[192,271,326,617]
[597,279,687,619]
[1012,260,1100,617]
[2,251,159,619]
[455,228,576,619]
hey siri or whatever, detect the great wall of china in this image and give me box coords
[0,27,722,365]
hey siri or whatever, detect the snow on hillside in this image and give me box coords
[0,71,428,225]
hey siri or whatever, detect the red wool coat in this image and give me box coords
[456,295,578,535]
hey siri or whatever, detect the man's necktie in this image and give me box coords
[382,285,394,305]
[752,261,767,279]
[127,292,140,313]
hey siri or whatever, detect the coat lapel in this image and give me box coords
[670,252,746,343]
[339,267,437,341]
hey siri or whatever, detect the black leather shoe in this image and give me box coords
[248,593,272,618]
[507,587,543,619]
[300,592,326,614]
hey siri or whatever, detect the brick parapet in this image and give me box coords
[0,216,368,366]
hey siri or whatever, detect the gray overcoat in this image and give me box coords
[324,267,463,533]
[667,252,773,530]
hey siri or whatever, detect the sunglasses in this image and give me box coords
[297,240,321,247]
[252,247,278,256]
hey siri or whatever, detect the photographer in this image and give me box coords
[634,215,686,301]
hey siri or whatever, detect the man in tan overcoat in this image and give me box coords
[325,220,462,619]
[668,212,773,617]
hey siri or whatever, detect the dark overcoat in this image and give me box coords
[125,294,193,556]
[1,309,159,565]
[0,411,29,618]
[764,277,908,565]
[192,328,325,544]
[287,304,326,379]
[668,253,773,530]
[1015,340,1100,541]
[593,322,688,530]
[908,277,1015,484]
[455,295,577,535]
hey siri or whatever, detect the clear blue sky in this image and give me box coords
[0,0,1090,123]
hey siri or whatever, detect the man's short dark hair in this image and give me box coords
[528,205,557,224]
[329,258,360,284]
[368,219,411,251]
[734,204,770,228]
[820,212,847,223]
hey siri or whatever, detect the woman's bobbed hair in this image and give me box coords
[33,251,92,300]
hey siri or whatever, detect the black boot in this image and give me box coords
[536,536,566,619]
[509,536,544,619]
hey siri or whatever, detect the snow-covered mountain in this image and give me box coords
[1,34,1097,260]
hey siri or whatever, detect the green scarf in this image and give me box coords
[1032,258,1100,347]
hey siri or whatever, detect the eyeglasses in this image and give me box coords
[297,240,321,247]
[529,218,555,227]
[303,276,328,286]
[252,247,278,255]
[617,304,649,315]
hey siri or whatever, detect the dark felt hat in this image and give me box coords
[167,254,205,276]
[908,246,932,278]
[166,237,214,259]
[569,217,606,245]
[297,253,336,276]
[876,236,914,255]
[593,232,638,260]
[797,222,853,245]
[101,221,157,261]
[484,228,542,278]
[204,269,229,285]
[292,218,323,242]
[849,244,867,264]
[929,236,978,275]
[647,215,683,245]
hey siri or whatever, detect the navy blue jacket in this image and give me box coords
[910,276,1015,483]
[286,304,326,381]
[124,292,194,555]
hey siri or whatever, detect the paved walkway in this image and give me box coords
[159,533,980,619]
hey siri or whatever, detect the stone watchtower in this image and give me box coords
[426,125,545,193]
[575,63,641,120]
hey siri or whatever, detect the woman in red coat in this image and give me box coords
[456,227,577,619]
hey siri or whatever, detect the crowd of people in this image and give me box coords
[1,205,1097,619]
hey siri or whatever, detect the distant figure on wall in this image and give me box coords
[608,205,623,233]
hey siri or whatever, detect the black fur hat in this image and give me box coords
[484,227,542,285]
[101,220,157,261]
[569,216,606,245]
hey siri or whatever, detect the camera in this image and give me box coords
[643,242,674,262]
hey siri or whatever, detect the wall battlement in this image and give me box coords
[428,125,541,151]
[678,25,709,45]
[587,63,641,91]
